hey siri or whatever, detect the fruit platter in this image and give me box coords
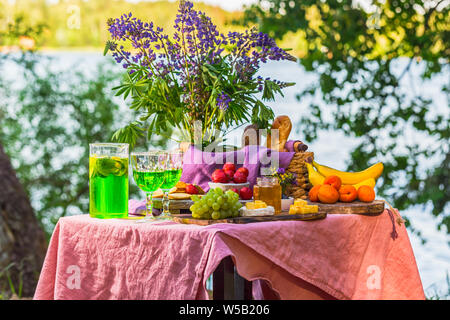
[305,160,385,216]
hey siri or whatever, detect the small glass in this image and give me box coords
[131,151,167,220]
[89,143,129,219]
[253,176,282,214]
[159,151,184,218]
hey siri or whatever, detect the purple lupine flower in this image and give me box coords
[216,92,231,110]
[105,0,295,136]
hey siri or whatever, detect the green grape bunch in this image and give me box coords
[190,188,243,220]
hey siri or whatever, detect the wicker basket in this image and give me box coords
[285,151,314,200]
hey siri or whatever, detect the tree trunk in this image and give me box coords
[0,143,47,298]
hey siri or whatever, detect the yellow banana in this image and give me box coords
[312,161,383,185]
[306,163,325,186]
[353,178,376,190]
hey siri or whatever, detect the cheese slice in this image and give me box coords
[294,199,308,207]
[240,206,275,217]
[246,200,268,210]
[289,204,319,215]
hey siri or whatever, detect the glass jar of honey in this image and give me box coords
[253,176,282,214]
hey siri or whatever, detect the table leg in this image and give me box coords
[212,256,252,300]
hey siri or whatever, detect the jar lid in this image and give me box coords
[256,176,279,186]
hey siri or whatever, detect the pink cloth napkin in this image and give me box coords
[34,211,425,300]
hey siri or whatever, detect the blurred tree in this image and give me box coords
[0,16,47,299]
[0,52,170,238]
[241,0,449,237]
[0,12,170,297]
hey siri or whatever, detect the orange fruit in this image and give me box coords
[357,185,376,202]
[323,175,342,191]
[308,184,322,202]
[317,185,339,204]
[339,185,357,203]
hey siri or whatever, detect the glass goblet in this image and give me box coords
[131,151,167,220]
[159,151,184,218]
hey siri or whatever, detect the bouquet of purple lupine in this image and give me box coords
[104,0,296,147]
[271,167,297,198]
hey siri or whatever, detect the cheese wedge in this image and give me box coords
[294,199,308,207]
[246,200,268,210]
[289,204,319,215]
[240,205,275,217]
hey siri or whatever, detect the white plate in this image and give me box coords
[208,182,250,191]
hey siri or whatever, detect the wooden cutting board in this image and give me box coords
[310,200,385,216]
[152,199,252,214]
[154,199,384,216]
[171,211,327,225]
[152,198,193,211]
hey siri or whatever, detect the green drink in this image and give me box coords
[133,170,166,193]
[160,168,183,190]
[89,149,129,219]
[160,152,184,218]
[131,152,167,220]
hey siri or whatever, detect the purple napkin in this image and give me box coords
[180,144,295,192]
[284,140,308,152]
[128,199,160,216]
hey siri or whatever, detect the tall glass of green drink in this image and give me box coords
[131,151,167,220]
[160,151,184,219]
[89,143,129,219]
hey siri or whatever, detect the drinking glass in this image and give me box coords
[159,151,184,218]
[89,143,129,219]
[131,152,167,220]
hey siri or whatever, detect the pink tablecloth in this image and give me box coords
[34,211,425,300]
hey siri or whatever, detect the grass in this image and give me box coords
[0,262,24,300]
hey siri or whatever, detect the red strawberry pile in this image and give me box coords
[211,163,253,200]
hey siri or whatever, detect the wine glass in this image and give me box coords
[131,151,167,220]
[159,151,184,218]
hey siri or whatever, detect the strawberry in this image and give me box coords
[236,167,249,177]
[212,169,229,183]
[186,184,199,194]
[224,169,235,181]
[239,187,253,200]
[233,171,247,184]
[223,162,236,173]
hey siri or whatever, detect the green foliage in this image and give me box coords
[0,51,169,237]
[0,262,23,300]
[110,53,289,147]
[0,13,171,239]
[242,0,450,236]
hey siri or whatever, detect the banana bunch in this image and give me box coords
[306,161,383,189]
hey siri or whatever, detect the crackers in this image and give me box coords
[152,181,204,199]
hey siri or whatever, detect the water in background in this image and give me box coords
[6,51,450,298]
